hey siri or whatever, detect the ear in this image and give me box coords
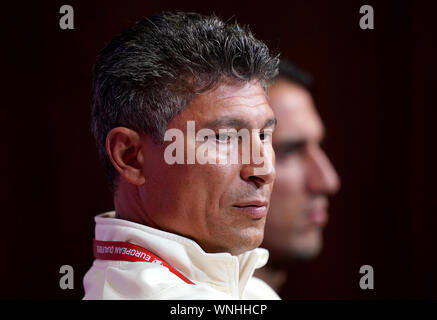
[105,127,146,185]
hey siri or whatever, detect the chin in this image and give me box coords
[291,234,323,260]
[292,244,322,260]
[229,228,265,255]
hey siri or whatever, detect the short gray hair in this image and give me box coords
[91,12,279,187]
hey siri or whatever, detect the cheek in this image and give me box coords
[204,164,241,208]
[169,162,240,212]
[273,158,306,195]
[142,166,187,216]
[268,160,306,227]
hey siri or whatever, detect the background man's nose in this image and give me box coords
[306,146,340,194]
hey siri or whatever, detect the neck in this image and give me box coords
[113,181,156,227]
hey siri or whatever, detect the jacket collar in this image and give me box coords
[94,211,269,298]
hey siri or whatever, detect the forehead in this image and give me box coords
[175,80,274,127]
[268,80,323,141]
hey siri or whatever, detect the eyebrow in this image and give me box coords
[273,129,327,153]
[204,116,277,130]
[263,117,277,129]
[273,139,307,155]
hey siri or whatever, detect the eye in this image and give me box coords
[215,133,231,143]
[274,141,306,159]
[260,131,273,142]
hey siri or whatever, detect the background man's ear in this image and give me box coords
[105,127,146,185]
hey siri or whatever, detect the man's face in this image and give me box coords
[262,79,340,261]
[138,80,276,256]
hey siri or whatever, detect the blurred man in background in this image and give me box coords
[255,59,340,293]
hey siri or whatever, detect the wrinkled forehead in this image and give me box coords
[173,80,275,129]
[210,80,268,104]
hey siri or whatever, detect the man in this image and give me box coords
[255,60,340,292]
[83,12,280,299]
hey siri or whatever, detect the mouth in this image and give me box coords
[307,208,328,226]
[232,200,268,219]
[307,200,329,226]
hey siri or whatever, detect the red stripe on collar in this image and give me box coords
[93,239,195,285]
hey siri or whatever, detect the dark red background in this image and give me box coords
[2,0,435,299]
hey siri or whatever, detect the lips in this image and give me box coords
[307,208,328,225]
[233,200,268,219]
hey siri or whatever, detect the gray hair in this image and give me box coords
[91,12,279,187]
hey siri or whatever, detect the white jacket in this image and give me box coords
[83,211,280,300]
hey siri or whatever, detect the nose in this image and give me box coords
[240,132,276,188]
[306,145,340,195]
